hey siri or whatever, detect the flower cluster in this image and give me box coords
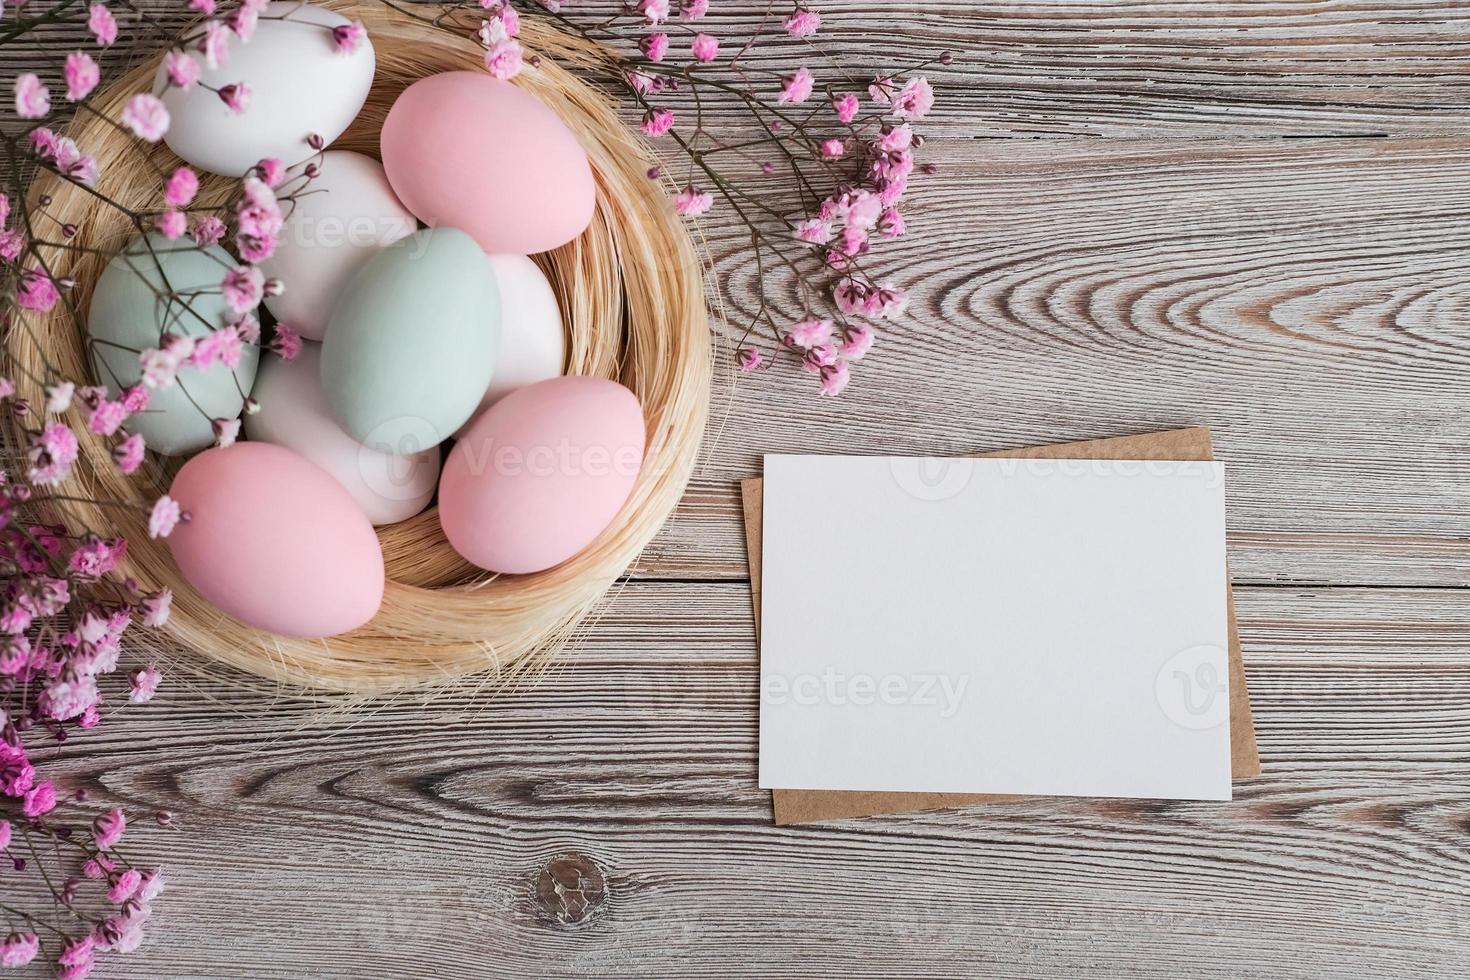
[526,0,943,394]
[2,1,357,972]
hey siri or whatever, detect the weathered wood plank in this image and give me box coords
[12,1,1470,135]
[22,582,1469,978]
[633,136,1470,586]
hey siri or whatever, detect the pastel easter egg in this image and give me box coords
[167,442,385,637]
[439,377,645,574]
[260,151,418,341]
[88,233,260,456]
[245,342,439,525]
[454,254,566,437]
[155,2,375,177]
[319,227,500,454]
[380,72,595,254]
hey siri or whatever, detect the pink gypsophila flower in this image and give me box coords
[148,496,181,538]
[0,933,38,969]
[85,399,125,437]
[139,869,166,902]
[737,347,763,372]
[641,107,674,136]
[235,177,283,262]
[156,210,187,239]
[218,82,251,114]
[191,325,244,369]
[140,589,172,627]
[778,67,814,104]
[785,7,821,37]
[165,166,198,207]
[192,214,227,246]
[65,51,100,102]
[819,361,851,396]
[213,417,240,447]
[228,0,260,41]
[18,270,61,312]
[787,316,834,348]
[108,869,142,903]
[94,809,127,849]
[200,21,231,70]
[29,421,78,486]
[222,265,264,314]
[164,50,201,89]
[794,218,833,245]
[833,92,859,123]
[130,664,162,703]
[0,820,10,850]
[484,39,523,80]
[121,94,169,141]
[841,325,875,360]
[691,33,719,62]
[639,0,671,24]
[14,74,50,119]
[641,32,669,61]
[40,674,99,722]
[269,325,303,361]
[878,123,913,152]
[255,157,286,188]
[0,743,36,796]
[46,381,74,414]
[139,347,178,389]
[332,21,367,54]
[821,138,845,158]
[89,3,118,45]
[122,384,149,413]
[878,207,905,238]
[673,185,713,216]
[67,536,124,577]
[114,433,145,474]
[891,77,934,120]
[22,780,57,818]
[681,0,709,19]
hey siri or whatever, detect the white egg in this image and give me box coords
[261,151,417,340]
[244,342,439,525]
[156,2,375,177]
[455,254,566,436]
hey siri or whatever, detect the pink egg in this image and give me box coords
[439,377,645,574]
[380,72,595,255]
[167,443,385,638]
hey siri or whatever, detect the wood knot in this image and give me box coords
[532,852,608,928]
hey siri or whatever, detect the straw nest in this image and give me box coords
[6,1,711,693]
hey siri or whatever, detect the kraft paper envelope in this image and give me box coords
[740,426,1260,825]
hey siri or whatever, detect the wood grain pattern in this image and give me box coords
[17,584,1470,979]
[11,2,1470,135]
[8,2,1470,977]
[644,137,1470,587]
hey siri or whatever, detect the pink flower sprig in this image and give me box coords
[521,0,946,394]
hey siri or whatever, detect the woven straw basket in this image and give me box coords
[8,1,711,693]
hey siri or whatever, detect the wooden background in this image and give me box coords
[14,1,1470,977]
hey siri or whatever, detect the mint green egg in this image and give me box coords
[88,233,260,456]
[320,227,500,455]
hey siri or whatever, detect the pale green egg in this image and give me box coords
[88,233,260,456]
[320,227,501,455]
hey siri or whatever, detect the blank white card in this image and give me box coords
[758,455,1232,801]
